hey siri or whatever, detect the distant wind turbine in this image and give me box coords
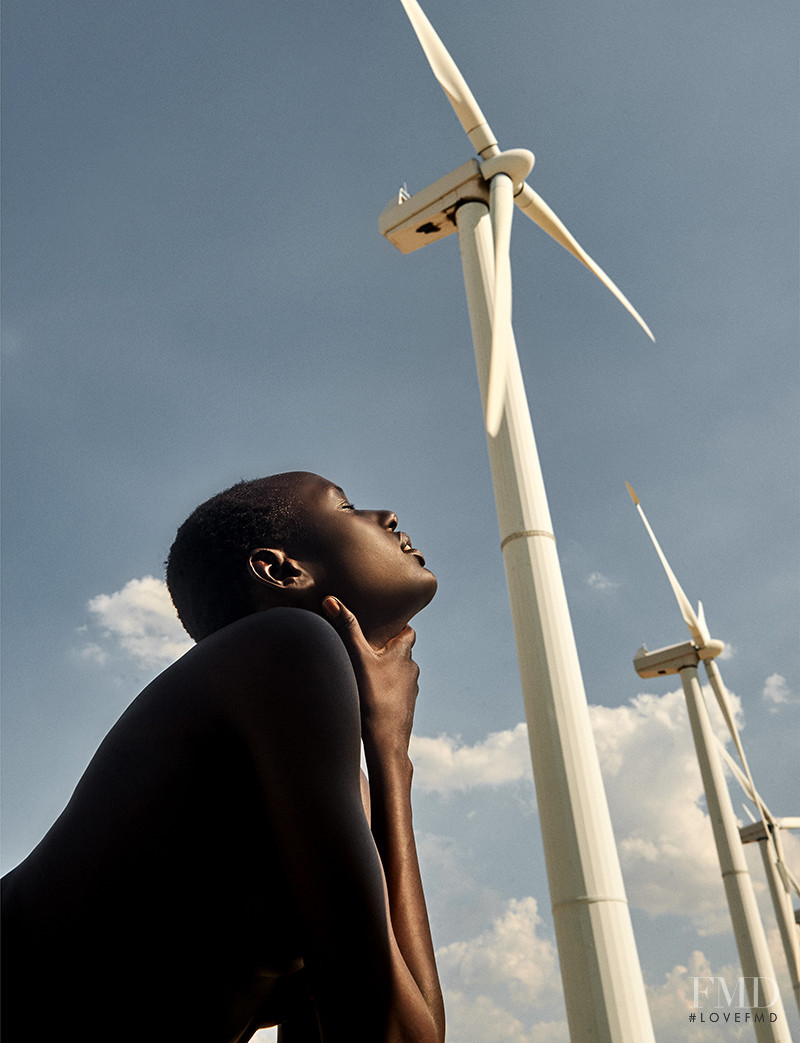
[628,483,797,1035]
[379,2,656,1039]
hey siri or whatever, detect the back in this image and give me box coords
[2,608,355,1040]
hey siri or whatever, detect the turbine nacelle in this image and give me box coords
[633,639,725,679]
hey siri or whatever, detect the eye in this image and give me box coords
[340,501,356,511]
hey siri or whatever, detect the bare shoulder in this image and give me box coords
[155,608,359,738]
[172,608,353,693]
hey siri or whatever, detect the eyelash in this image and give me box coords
[341,502,356,510]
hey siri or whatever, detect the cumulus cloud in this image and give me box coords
[410,723,532,794]
[79,576,193,669]
[762,673,793,710]
[417,832,508,945]
[437,896,563,1014]
[590,686,741,933]
[442,991,569,1043]
[441,992,531,1043]
[645,950,750,1042]
[413,683,752,934]
[74,639,109,665]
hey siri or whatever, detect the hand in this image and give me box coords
[322,596,419,755]
[321,598,446,1043]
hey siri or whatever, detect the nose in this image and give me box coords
[374,509,398,531]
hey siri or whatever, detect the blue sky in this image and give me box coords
[2,1,798,1039]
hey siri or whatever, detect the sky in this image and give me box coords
[2,0,798,1039]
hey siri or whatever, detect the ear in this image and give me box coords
[248,548,313,592]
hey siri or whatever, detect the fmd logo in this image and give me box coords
[691,976,780,1009]
[689,976,782,1024]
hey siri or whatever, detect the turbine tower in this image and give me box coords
[628,484,795,1039]
[380,3,655,1038]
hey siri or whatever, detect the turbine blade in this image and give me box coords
[716,739,758,804]
[625,484,710,646]
[781,862,800,900]
[485,174,515,437]
[697,601,708,640]
[400,0,498,157]
[625,482,640,506]
[516,182,654,342]
[703,658,768,821]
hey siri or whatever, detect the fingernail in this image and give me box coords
[322,597,341,618]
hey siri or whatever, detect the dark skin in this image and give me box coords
[1,473,445,1042]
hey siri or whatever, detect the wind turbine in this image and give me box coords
[380,2,655,1039]
[628,483,797,1036]
[382,1,653,438]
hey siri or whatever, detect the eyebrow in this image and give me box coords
[333,485,347,499]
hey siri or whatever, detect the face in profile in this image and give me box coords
[281,472,437,633]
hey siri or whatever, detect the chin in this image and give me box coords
[407,570,438,618]
[358,576,437,639]
[421,570,438,604]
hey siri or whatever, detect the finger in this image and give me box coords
[386,625,417,656]
[401,625,417,646]
[321,597,369,651]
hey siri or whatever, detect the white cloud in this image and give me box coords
[80,576,193,669]
[765,921,800,1033]
[645,950,750,1042]
[587,571,619,591]
[436,896,562,1012]
[441,992,530,1043]
[410,723,532,794]
[74,641,108,665]
[435,896,569,1042]
[413,684,748,934]
[442,991,569,1043]
[762,673,792,710]
[417,836,569,1036]
[590,686,740,933]
[417,832,507,945]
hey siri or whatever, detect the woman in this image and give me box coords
[2,471,445,1042]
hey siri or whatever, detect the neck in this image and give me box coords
[362,617,412,650]
[259,590,415,651]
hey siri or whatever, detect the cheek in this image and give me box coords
[320,539,386,593]
[344,554,400,601]
[323,528,425,598]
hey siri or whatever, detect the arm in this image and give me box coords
[322,598,446,1042]
[221,608,442,1042]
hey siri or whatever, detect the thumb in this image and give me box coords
[321,597,367,650]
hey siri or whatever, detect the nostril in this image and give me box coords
[384,512,398,531]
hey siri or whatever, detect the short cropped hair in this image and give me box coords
[166,475,308,642]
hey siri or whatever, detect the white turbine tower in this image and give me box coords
[627,483,796,1038]
[380,2,655,1039]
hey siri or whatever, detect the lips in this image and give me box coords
[397,531,426,566]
